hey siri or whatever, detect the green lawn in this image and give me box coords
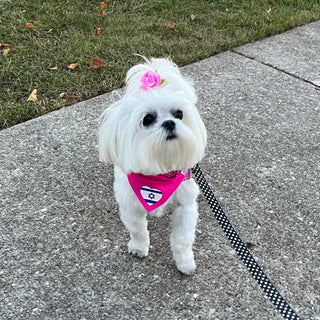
[1,0,320,129]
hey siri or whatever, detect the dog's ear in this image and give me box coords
[98,99,121,164]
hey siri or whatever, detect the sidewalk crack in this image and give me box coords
[231,49,319,89]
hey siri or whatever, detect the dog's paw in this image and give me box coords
[173,250,196,275]
[128,239,149,258]
[176,259,196,275]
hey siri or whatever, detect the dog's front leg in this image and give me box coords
[170,201,198,275]
[119,206,150,258]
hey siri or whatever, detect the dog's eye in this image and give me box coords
[143,113,156,127]
[173,110,183,120]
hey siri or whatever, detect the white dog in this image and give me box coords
[98,57,207,274]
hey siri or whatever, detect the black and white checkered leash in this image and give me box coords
[192,163,301,320]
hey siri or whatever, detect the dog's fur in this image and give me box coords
[98,57,207,274]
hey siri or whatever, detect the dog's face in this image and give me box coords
[99,58,207,175]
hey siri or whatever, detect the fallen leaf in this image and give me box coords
[68,63,79,70]
[49,66,61,71]
[254,20,260,25]
[68,96,81,104]
[59,92,67,98]
[166,22,175,30]
[89,57,107,68]
[97,10,105,16]
[266,16,272,22]
[190,14,197,21]
[27,89,37,102]
[0,43,10,48]
[95,27,103,35]
[266,8,272,15]
[101,2,108,9]
[26,22,34,28]
[312,80,320,87]
[3,48,10,56]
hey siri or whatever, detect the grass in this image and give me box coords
[1,0,320,129]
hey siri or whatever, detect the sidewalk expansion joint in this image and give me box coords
[231,49,320,89]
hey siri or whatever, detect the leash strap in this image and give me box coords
[192,163,301,320]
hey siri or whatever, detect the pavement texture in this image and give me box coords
[1,21,320,320]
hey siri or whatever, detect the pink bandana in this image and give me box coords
[127,169,192,212]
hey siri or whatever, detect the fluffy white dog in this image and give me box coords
[98,57,207,274]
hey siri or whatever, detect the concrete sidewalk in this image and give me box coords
[1,21,320,320]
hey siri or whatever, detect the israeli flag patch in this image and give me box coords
[140,186,163,205]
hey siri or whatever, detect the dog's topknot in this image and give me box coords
[125,56,197,104]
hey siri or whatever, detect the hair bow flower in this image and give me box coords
[140,70,162,91]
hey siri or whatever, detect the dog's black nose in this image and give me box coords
[162,120,175,132]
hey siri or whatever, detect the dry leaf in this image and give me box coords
[266,8,272,15]
[166,22,175,30]
[95,27,103,35]
[59,92,67,98]
[3,48,10,56]
[254,20,260,25]
[266,16,272,22]
[49,66,61,71]
[26,23,34,28]
[97,10,105,16]
[0,43,10,48]
[312,80,320,87]
[89,57,107,68]
[68,63,79,70]
[27,89,37,102]
[68,96,81,104]
[101,2,108,9]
